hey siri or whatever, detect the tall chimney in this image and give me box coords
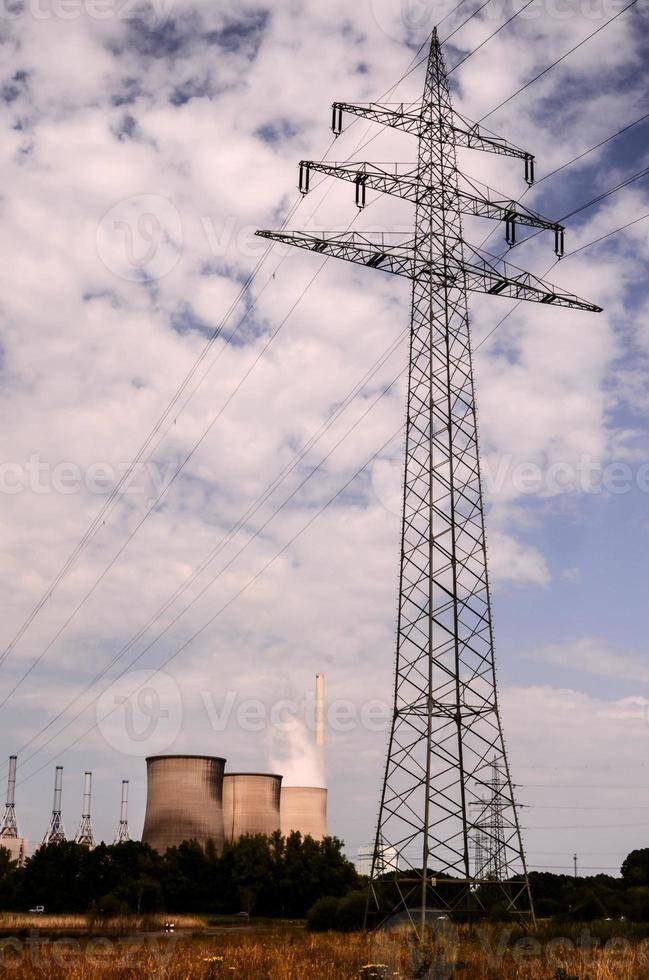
[315,673,325,748]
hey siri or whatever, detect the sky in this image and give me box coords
[0,0,648,879]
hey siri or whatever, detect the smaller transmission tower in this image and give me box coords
[43,766,66,845]
[75,771,95,847]
[114,780,130,844]
[0,756,19,839]
[470,758,511,880]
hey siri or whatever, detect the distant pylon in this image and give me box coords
[43,766,66,845]
[114,780,130,844]
[0,756,19,839]
[75,771,95,847]
[471,758,510,880]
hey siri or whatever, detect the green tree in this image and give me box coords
[621,849,649,887]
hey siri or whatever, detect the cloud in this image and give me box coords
[534,636,649,684]
[0,0,646,866]
[488,530,551,587]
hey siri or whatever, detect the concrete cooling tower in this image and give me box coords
[142,755,225,854]
[222,773,282,842]
[280,786,327,840]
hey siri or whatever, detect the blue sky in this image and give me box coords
[0,0,648,879]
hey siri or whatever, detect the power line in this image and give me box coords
[442,0,497,44]
[478,0,640,122]
[473,177,649,352]
[565,210,649,256]
[537,109,649,186]
[1,36,439,707]
[0,31,432,684]
[17,420,406,787]
[448,0,536,74]
[528,865,621,871]
[475,108,649,257]
[522,785,643,791]
[527,824,649,830]
[482,156,649,262]
[523,805,649,810]
[0,254,334,709]
[399,0,507,81]
[0,235,285,674]
[4,331,408,774]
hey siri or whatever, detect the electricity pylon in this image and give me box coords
[43,765,66,845]
[75,771,95,847]
[0,755,19,839]
[114,779,131,844]
[256,30,601,927]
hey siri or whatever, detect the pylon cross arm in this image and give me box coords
[332,101,422,136]
[461,249,603,311]
[300,160,560,234]
[255,229,602,311]
[255,229,417,277]
[451,115,531,164]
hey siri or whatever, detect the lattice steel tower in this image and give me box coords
[257,30,601,924]
[75,771,95,847]
[43,765,66,845]
[0,755,19,839]
[114,779,131,844]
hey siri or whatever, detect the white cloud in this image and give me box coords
[534,636,649,684]
[0,0,645,864]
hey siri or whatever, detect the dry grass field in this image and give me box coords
[0,912,206,934]
[1,920,649,978]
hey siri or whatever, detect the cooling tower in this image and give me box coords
[142,755,225,854]
[280,786,327,840]
[1,838,26,866]
[222,773,282,842]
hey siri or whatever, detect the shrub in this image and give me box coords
[307,895,340,931]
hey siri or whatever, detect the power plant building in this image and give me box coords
[0,837,26,866]
[140,678,328,852]
[142,755,225,854]
[280,786,327,840]
[223,773,282,842]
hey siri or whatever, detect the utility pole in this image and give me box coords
[256,29,601,929]
[114,780,131,844]
[43,766,66,845]
[75,771,95,847]
[573,853,578,880]
[0,755,19,839]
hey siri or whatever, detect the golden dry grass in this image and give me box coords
[0,922,648,978]
[0,911,205,934]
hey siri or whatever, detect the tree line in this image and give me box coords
[1,837,649,926]
[0,832,358,918]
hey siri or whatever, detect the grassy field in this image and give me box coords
[0,912,207,935]
[1,918,649,977]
